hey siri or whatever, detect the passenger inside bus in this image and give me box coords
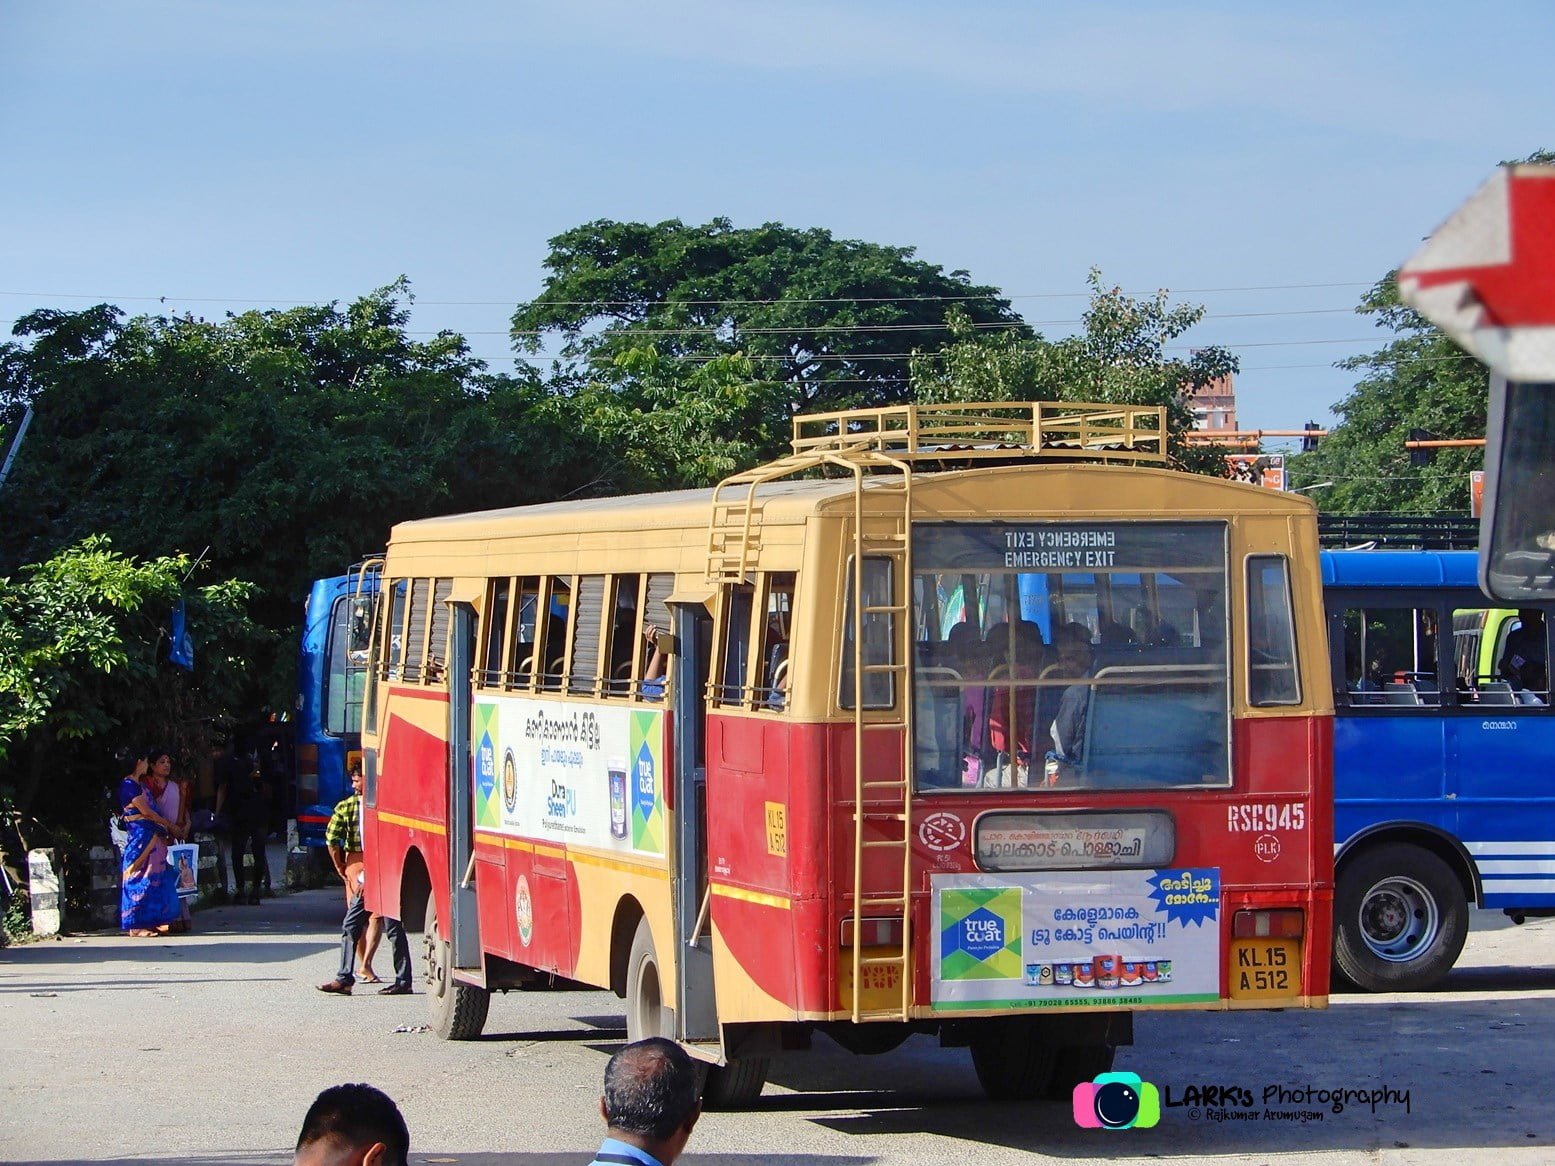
[984,620,1045,788]
[1046,627,1095,770]
[761,613,790,710]
[641,624,667,701]
[1499,608,1547,700]
[945,620,989,786]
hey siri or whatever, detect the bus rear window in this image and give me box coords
[909,521,1229,791]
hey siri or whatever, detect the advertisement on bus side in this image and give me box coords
[472,696,666,857]
[931,868,1221,1009]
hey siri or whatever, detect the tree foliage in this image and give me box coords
[1288,274,1488,511]
[564,347,793,491]
[0,280,594,700]
[511,218,1026,415]
[908,270,1237,474]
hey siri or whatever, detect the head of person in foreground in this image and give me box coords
[294,1082,409,1166]
[601,1037,703,1166]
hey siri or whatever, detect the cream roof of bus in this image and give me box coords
[386,463,1314,548]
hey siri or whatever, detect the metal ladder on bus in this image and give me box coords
[707,444,916,1022]
[846,457,915,1023]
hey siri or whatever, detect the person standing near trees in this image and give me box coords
[117,748,181,937]
[151,750,193,931]
[217,739,268,905]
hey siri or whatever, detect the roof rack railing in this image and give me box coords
[1318,513,1479,550]
[788,401,1168,466]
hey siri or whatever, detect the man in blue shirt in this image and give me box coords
[590,1039,702,1166]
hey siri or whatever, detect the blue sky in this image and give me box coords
[3,1,1551,435]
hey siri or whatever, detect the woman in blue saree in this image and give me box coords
[119,749,181,936]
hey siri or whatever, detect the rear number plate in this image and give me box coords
[1229,938,1300,999]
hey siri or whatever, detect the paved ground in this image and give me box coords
[2,889,1553,1166]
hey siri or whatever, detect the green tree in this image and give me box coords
[908,270,1237,473]
[511,218,1026,415]
[1288,273,1487,511]
[0,281,593,701]
[565,347,792,491]
[0,537,259,893]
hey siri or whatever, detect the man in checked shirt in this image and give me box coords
[316,765,413,996]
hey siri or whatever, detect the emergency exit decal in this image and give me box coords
[930,868,1221,1009]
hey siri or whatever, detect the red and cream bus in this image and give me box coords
[359,402,1333,1106]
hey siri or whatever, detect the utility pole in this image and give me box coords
[0,406,34,494]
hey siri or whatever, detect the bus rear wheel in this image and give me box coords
[1044,1043,1117,1099]
[702,1057,770,1110]
[1334,843,1468,992]
[626,917,672,1040]
[424,899,490,1040]
[625,918,768,1107]
[970,1018,1056,1101]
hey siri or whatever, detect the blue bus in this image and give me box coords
[295,570,377,846]
[1323,548,1552,991]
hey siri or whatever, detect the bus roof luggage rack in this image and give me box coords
[707,402,1167,586]
[1318,514,1479,550]
[789,401,1169,466]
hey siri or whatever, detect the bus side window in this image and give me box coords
[403,578,430,683]
[1339,604,1438,708]
[508,577,540,691]
[569,575,607,697]
[754,573,795,711]
[841,556,896,710]
[640,573,674,702]
[427,577,451,682]
[383,579,408,682]
[714,584,756,707]
[480,578,512,690]
[539,577,573,693]
[606,574,643,696]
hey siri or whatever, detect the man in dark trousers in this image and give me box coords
[216,739,269,904]
[588,1038,702,1166]
[316,765,412,996]
[293,1082,408,1166]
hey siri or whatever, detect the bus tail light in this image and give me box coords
[1232,909,1304,939]
[840,917,904,948]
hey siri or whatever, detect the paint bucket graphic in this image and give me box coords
[608,761,628,839]
[1053,963,1074,987]
[1120,960,1142,987]
[1094,954,1120,990]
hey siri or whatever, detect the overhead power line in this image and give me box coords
[0,279,1373,309]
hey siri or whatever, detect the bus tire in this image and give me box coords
[702,1058,770,1109]
[424,900,490,1040]
[1044,1044,1116,1099]
[625,917,672,1040]
[1334,843,1468,992]
[970,1019,1056,1101]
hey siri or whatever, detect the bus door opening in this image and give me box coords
[672,602,717,1041]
